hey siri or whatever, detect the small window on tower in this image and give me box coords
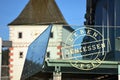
[47,52,50,58]
[19,52,23,58]
[18,32,22,38]
[50,32,53,38]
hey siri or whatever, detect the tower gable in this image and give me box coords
[9,0,67,25]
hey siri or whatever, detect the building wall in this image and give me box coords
[9,25,48,80]
[47,25,63,59]
[94,0,120,60]
[8,24,72,80]
[62,27,72,45]
[114,0,120,60]
[46,25,73,59]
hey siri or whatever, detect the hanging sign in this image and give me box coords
[62,26,111,70]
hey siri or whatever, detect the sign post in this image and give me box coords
[53,72,61,80]
[0,38,2,80]
[53,66,61,80]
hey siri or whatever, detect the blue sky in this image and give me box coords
[0,0,86,40]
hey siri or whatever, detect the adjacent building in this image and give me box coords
[85,0,120,61]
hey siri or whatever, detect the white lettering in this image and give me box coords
[80,29,85,35]
[96,58,101,63]
[92,45,96,50]
[69,37,74,42]
[101,43,105,48]
[93,32,98,38]
[73,32,78,37]
[70,49,74,54]
[82,46,87,52]
[96,44,101,49]
[87,29,91,35]
[87,46,92,51]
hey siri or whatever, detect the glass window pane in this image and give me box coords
[21,25,52,80]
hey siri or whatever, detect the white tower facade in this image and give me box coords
[9,24,72,80]
[8,0,69,80]
[9,25,48,80]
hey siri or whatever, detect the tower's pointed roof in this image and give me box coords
[9,0,67,25]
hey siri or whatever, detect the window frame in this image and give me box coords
[19,52,23,58]
[50,32,53,38]
[18,32,23,39]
